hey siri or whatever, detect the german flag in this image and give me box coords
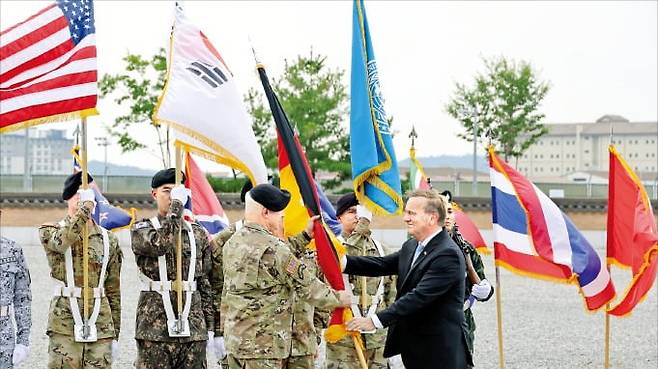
[257,64,356,343]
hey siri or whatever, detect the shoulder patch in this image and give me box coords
[286,256,301,275]
[285,256,307,279]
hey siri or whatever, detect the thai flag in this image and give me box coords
[184,152,229,236]
[489,147,615,311]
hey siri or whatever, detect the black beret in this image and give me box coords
[62,171,94,201]
[336,192,358,217]
[440,190,453,202]
[151,168,185,189]
[240,179,254,203]
[249,184,291,212]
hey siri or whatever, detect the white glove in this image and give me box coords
[77,188,96,213]
[170,185,191,204]
[356,205,372,222]
[471,279,492,300]
[111,340,119,360]
[12,344,29,365]
[340,254,347,272]
[213,335,226,360]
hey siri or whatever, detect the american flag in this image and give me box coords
[0,0,98,133]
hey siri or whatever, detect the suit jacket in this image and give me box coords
[345,229,467,369]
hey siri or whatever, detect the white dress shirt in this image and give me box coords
[371,228,442,329]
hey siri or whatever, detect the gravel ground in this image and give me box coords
[11,236,658,369]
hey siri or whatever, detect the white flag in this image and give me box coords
[153,5,267,185]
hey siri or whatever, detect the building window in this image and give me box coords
[556,154,560,159]
[584,150,589,154]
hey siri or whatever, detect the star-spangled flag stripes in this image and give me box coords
[1,0,98,132]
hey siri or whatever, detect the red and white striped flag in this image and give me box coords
[0,0,98,133]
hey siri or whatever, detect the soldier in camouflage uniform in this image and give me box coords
[0,216,32,369]
[208,180,255,366]
[286,218,329,369]
[38,172,122,369]
[442,192,493,369]
[222,184,351,369]
[131,168,214,369]
[326,193,397,369]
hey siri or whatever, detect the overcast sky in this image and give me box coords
[2,0,657,173]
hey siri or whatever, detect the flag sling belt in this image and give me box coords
[51,221,111,342]
[138,217,197,337]
[339,235,386,320]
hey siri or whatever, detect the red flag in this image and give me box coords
[606,145,658,316]
[183,151,229,236]
[453,202,490,254]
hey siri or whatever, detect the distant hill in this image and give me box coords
[399,154,489,172]
[88,160,157,176]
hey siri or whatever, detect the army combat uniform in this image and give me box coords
[326,218,396,369]
[286,232,327,369]
[131,199,214,369]
[209,220,242,368]
[222,222,342,369]
[0,236,32,369]
[39,205,122,369]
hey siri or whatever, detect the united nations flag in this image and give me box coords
[350,0,402,215]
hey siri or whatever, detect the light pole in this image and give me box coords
[95,136,109,191]
[462,106,479,196]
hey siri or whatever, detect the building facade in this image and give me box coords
[516,115,658,181]
[0,129,73,175]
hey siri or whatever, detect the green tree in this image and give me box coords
[99,48,169,167]
[445,56,550,161]
[245,49,350,189]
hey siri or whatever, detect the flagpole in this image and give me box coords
[604,283,611,369]
[495,266,505,369]
[604,127,613,369]
[80,117,91,338]
[175,144,183,332]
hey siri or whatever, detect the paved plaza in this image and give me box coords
[9,234,657,369]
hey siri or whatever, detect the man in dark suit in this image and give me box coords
[345,189,467,369]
